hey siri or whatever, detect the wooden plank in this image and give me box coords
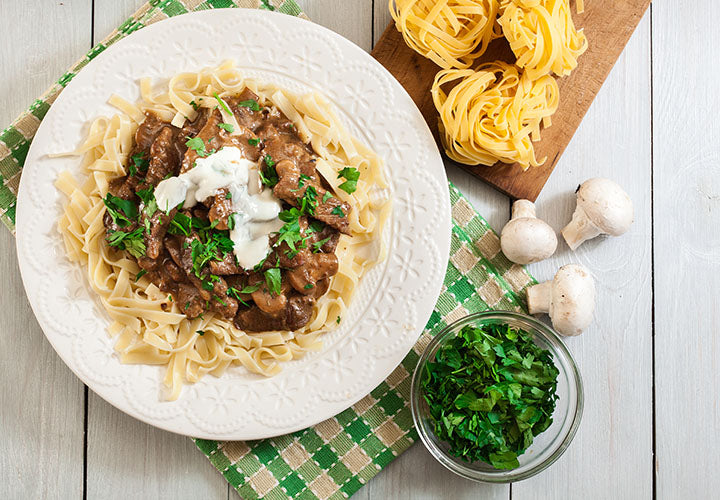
[371,0,651,201]
[86,392,229,500]
[0,1,90,498]
[512,11,653,499]
[84,2,227,500]
[653,1,720,497]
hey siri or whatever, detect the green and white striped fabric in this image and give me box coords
[194,183,537,499]
[0,1,538,498]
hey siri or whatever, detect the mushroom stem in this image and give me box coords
[527,281,552,314]
[561,206,602,250]
[511,199,536,219]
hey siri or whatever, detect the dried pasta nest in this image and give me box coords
[498,0,588,80]
[431,61,559,168]
[389,0,502,69]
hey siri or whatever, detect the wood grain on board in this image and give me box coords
[371,0,651,201]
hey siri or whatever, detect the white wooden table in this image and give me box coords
[0,1,714,498]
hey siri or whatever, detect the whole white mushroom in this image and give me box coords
[562,178,634,250]
[526,264,595,336]
[500,200,558,265]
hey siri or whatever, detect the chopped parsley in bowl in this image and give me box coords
[410,311,583,483]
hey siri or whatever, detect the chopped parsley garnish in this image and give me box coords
[213,93,233,115]
[129,152,149,177]
[107,228,146,258]
[186,137,206,156]
[237,284,258,294]
[227,287,250,307]
[214,296,227,306]
[259,0,276,10]
[304,283,314,290]
[275,207,303,255]
[201,279,214,291]
[331,206,345,217]
[191,239,220,277]
[227,213,237,230]
[136,188,157,217]
[103,193,138,227]
[259,157,278,187]
[307,220,324,234]
[225,191,233,200]
[196,330,205,336]
[190,100,198,111]
[248,138,261,146]
[298,174,311,188]
[312,236,331,253]
[299,186,318,215]
[135,270,147,281]
[238,99,261,112]
[218,123,234,133]
[322,191,333,203]
[264,268,282,296]
[421,323,559,470]
[337,167,360,194]
[168,212,193,236]
[336,316,341,324]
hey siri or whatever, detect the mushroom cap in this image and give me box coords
[501,217,558,265]
[549,264,595,336]
[576,178,633,236]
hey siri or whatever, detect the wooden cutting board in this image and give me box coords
[371,1,651,201]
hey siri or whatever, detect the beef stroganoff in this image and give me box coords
[56,61,390,399]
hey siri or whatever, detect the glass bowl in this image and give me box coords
[410,311,583,483]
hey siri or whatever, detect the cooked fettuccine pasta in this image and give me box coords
[56,61,390,400]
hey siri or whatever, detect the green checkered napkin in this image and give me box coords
[194,183,537,499]
[0,1,538,498]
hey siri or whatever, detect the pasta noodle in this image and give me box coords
[56,61,390,400]
[389,0,502,69]
[498,0,588,80]
[431,61,559,168]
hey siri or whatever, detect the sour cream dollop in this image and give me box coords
[154,146,283,269]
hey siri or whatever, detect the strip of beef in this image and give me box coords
[208,188,233,230]
[234,293,315,332]
[226,91,265,131]
[307,222,340,253]
[164,235,239,319]
[222,125,263,162]
[287,252,339,295]
[135,112,169,151]
[165,235,195,274]
[273,159,351,234]
[108,175,140,201]
[103,211,138,234]
[179,107,210,144]
[109,112,170,199]
[181,109,223,173]
[144,127,181,187]
[140,206,175,260]
[255,120,316,178]
[176,283,206,318]
[209,252,243,275]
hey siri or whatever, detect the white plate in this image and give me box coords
[15,9,450,440]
